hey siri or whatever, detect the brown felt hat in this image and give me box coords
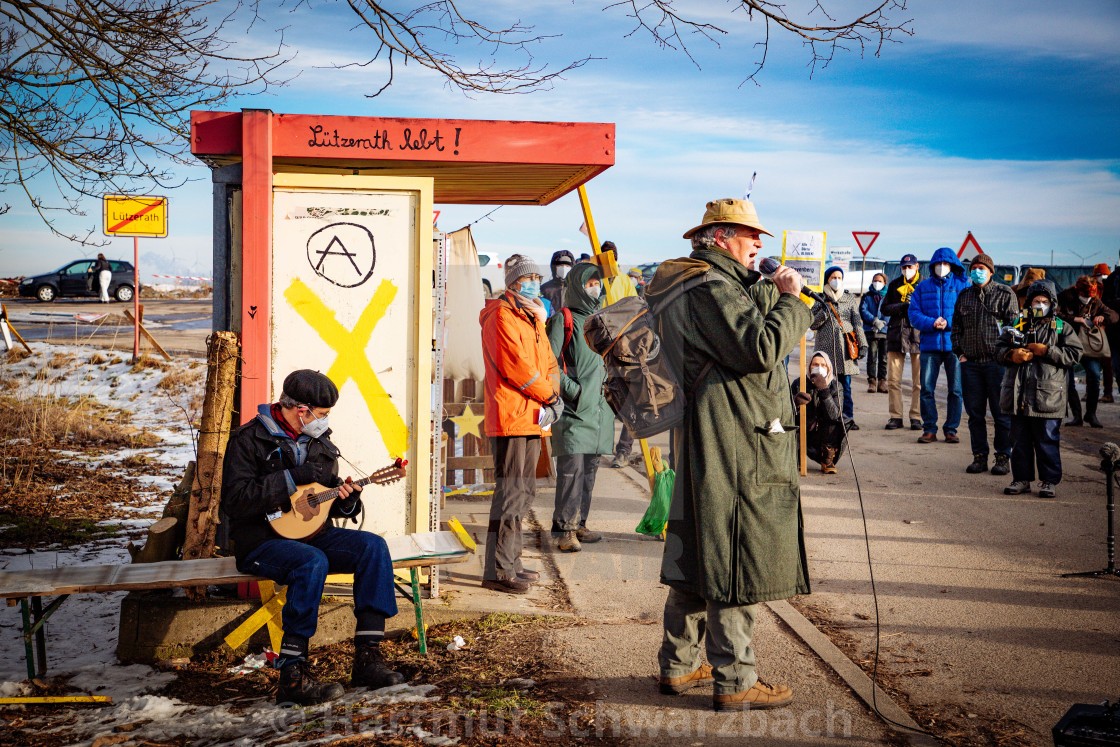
[972,253,995,273]
[683,198,772,239]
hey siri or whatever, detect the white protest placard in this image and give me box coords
[781,231,828,292]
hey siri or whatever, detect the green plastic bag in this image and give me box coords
[635,468,675,537]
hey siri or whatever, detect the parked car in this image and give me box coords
[19,259,138,302]
[477,251,505,297]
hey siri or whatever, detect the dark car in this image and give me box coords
[18,259,138,302]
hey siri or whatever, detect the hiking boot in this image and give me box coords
[1065,417,1083,427]
[877,379,888,393]
[1102,393,1114,403]
[276,660,345,707]
[885,418,903,430]
[845,421,860,431]
[352,641,406,689]
[482,577,532,594]
[917,432,937,444]
[821,446,838,474]
[991,453,1011,476]
[910,419,923,431]
[1004,480,1031,495]
[1038,482,1056,498]
[867,378,877,393]
[713,680,794,711]
[944,431,960,444]
[1086,413,1104,428]
[576,526,602,543]
[517,569,540,581]
[610,454,627,468]
[966,453,988,473]
[557,530,581,553]
[659,664,714,695]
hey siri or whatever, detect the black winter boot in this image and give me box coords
[276,660,345,706]
[991,453,1011,476]
[352,641,406,689]
[1086,389,1103,427]
[966,453,988,474]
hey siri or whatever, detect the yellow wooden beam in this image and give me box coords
[224,584,286,651]
[0,695,112,705]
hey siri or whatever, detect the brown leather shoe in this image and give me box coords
[482,577,531,595]
[713,680,794,711]
[877,379,888,393]
[944,431,960,444]
[659,664,714,694]
[917,432,937,443]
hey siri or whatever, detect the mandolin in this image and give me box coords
[268,459,407,540]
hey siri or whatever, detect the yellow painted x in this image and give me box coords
[284,278,409,458]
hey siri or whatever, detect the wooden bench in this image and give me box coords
[0,529,474,680]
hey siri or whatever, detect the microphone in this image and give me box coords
[758,257,828,304]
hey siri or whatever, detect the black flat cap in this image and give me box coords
[283,370,339,408]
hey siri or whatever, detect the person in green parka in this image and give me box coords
[545,261,616,553]
[646,198,813,712]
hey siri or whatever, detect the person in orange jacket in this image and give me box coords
[479,254,563,594]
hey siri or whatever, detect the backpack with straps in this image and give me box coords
[582,271,726,439]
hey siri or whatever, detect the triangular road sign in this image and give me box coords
[957,231,982,258]
[852,231,880,256]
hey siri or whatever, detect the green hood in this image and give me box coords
[563,261,604,315]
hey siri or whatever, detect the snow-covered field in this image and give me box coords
[0,345,462,746]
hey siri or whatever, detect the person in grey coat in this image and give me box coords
[810,266,867,429]
[996,279,1083,498]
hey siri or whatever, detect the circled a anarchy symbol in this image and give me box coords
[306,222,376,288]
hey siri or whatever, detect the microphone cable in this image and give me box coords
[837,415,937,737]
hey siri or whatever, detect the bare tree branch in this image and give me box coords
[0,0,290,242]
[609,0,913,83]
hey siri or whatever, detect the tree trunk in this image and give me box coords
[182,332,239,599]
[129,461,194,563]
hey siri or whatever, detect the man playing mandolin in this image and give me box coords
[222,369,405,706]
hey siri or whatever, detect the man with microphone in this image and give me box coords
[645,198,813,711]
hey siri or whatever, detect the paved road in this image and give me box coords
[4,296,211,356]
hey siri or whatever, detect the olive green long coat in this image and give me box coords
[545,262,615,457]
[647,250,813,605]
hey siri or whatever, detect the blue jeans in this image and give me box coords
[840,374,854,423]
[239,525,398,654]
[960,361,1011,457]
[1009,416,1062,484]
[1067,357,1102,421]
[920,351,962,434]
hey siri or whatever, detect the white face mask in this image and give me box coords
[1079,295,1092,305]
[1031,303,1050,316]
[585,283,601,300]
[933,264,950,278]
[902,267,917,280]
[556,265,571,279]
[871,281,884,291]
[810,366,827,378]
[828,278,842,291]
[299,408,330,439]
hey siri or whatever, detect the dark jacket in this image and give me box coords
[545,262,614,456]
[92,258,112,273]
[997,280,1084,418]
[791,352,845,465]
[646,250,813,605]
[950,280,1019,363]
[859,285,888,337]
[1056,286,1118,358]
[883,274,921,354]
[221,405,357,563]
[909,247,971,353]
[541,250,575,312]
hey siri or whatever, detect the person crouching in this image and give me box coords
[997,279,1083,499]
[792,352,846,474]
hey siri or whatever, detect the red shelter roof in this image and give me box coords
[191,111,615,205]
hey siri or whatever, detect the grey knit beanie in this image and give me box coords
[504,254,542,288]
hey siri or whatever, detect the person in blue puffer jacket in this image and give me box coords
[909,247,971,443]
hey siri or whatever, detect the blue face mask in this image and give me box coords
[970,268,989,285]
[519,279,541,299]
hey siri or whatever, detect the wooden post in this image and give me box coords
[799,335,808,476]
[182,332,240,599]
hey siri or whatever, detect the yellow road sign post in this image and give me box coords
[102,195,168,362]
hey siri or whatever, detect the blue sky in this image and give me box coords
[2,0,1118,282]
